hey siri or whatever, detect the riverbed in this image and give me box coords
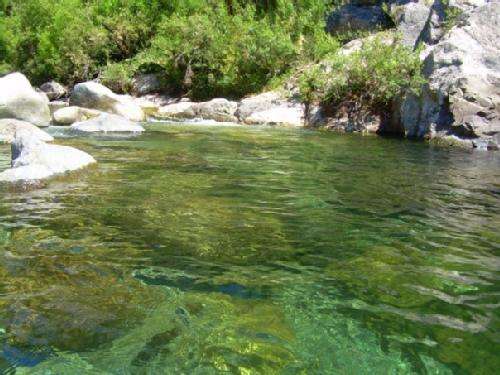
[0,123,498,373]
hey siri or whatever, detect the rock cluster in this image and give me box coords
[156,93,305,127]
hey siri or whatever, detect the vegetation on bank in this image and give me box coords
[298,36,424,113]
[0,0,423,106]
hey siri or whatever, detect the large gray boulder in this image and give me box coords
[53,106,100,125]
[0,130,95,183]
[0,73,51,127]
[70,113,144,133]
[70,82,145,122]
[39,81,67,100]
[326,4,392,35]
[398,2,500,147]
[0,119,54,143]
[237,92,305,127]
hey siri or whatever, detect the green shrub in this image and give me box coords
[100,62,134,93]
[0,0,338,98]
[131,7,299,100]
[299,36,424,112]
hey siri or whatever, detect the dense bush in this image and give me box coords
[0,0,340,98]
[298,36,424,112]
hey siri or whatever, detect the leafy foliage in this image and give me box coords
[0,0,339,99]
[298,36,424,112]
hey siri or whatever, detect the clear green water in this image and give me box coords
[0,123,499,374]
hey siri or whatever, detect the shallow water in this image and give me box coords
[0,123,499,374]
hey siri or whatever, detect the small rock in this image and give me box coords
[53,107,100,126]
[39,81,67,100]
[70,113,144,133]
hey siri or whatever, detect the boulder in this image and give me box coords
[39,81,67,100]
[398,2,500,144]
[326,4,392,35]
[131,73,162,96]
[156,101,197,120]
[193,98,238,122]
[70,113,144,133]
[237,92,306,126]
[53,106,101,126]
[0,129,95,183]
[0,119,54,144]
[0,73,51,127]
[70,82,145,122]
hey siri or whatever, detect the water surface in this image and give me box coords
[0,124,499,374]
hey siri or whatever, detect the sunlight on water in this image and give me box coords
[0,123,499,374]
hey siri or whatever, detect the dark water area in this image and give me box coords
[0,123,498,373]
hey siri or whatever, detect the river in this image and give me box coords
[0,123,498,373]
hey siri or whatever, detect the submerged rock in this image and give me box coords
[0,119,54,144]
[70,113,144,133]
[0,73,51,127]
[39,81,67,100]
[0,129,95,182]
[70,81,145,122]
[53,106,101,125]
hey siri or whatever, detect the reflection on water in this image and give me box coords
[0,124,499,374]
